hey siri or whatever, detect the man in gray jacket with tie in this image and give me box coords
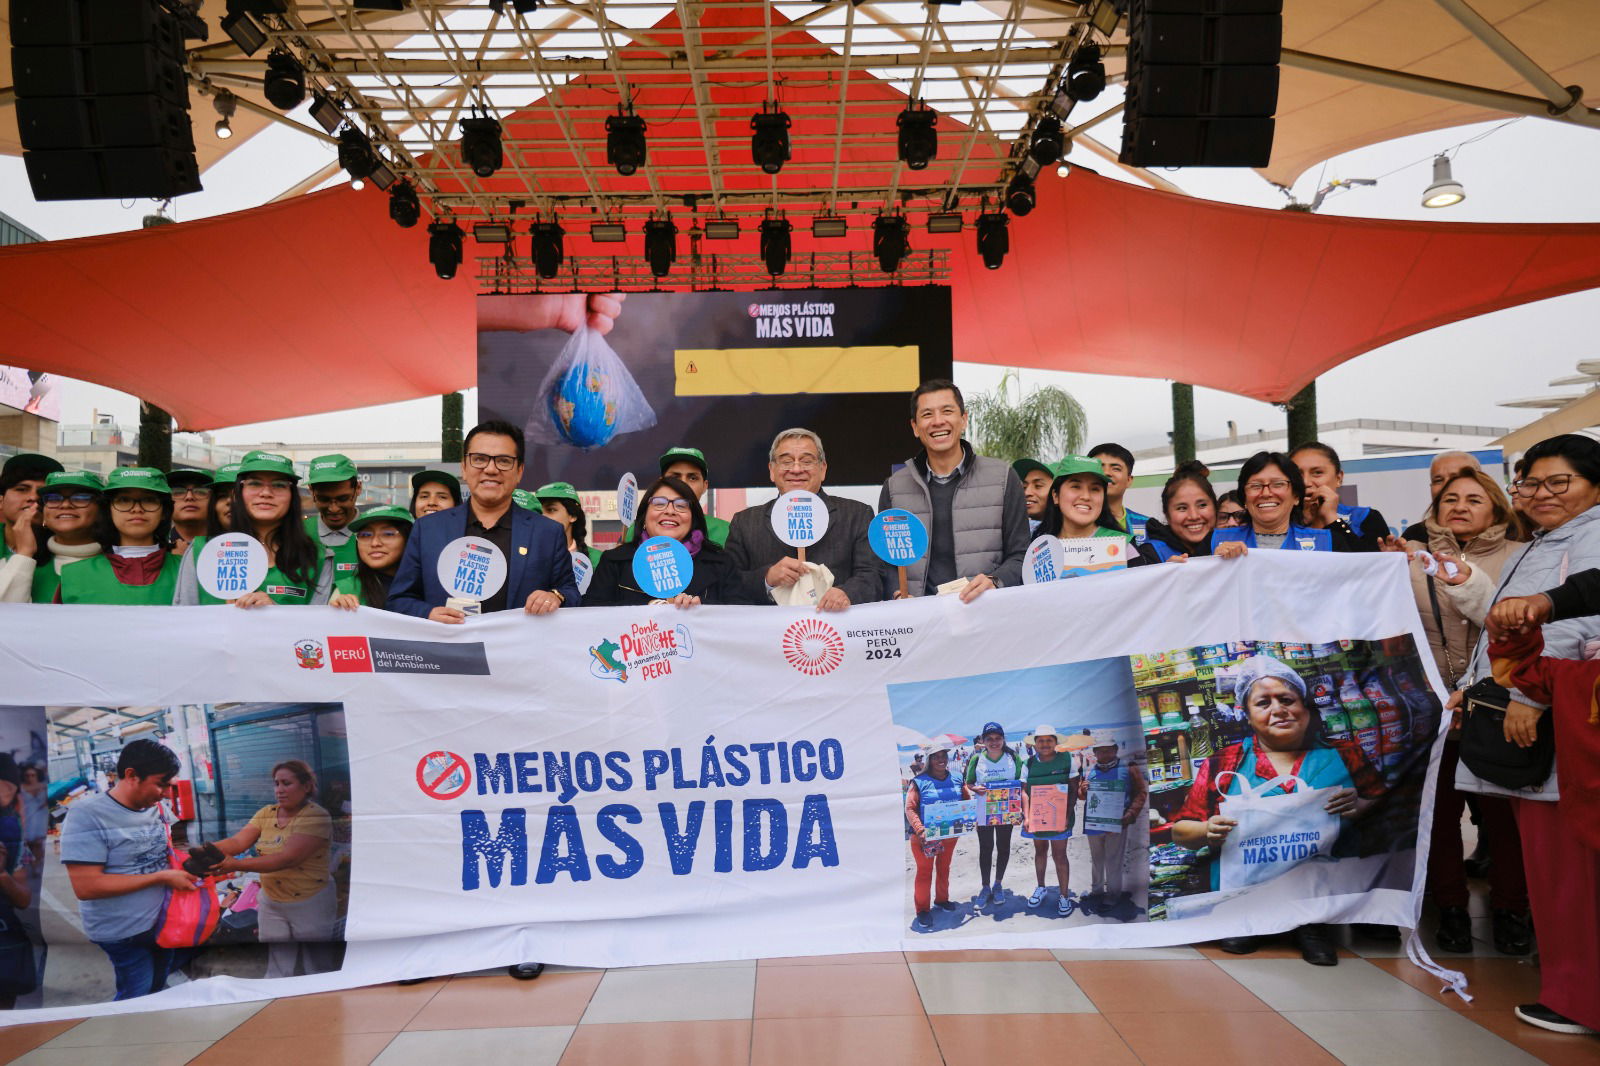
[724,428,884,611]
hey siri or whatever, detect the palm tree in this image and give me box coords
[968,369,1088,464]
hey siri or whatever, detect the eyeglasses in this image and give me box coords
[172,486,212,499]
[647,496,691,513]
[110,495,163,513]
[355,528,404,541]
[313,492,357,506]
[40,492,97,507]
[774,456,821,470]
[240,478,294,494]
[1510,474,1580,498]
[465,452,518,471]
[1216,509,1249,526]
[1243,479,1291,496]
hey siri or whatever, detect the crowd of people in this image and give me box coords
[0,378,1595,1037]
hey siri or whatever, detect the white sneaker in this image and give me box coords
[1027,886,1048,908]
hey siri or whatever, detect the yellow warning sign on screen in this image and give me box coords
[673,346,920,396]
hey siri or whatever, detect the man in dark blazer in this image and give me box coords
[389,419,579,622]
[724,428,883,611]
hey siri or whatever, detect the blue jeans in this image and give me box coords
[93,931,175,1001]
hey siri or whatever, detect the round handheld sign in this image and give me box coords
[616,472,640,528]
[632,535,693,598]
[436,536,509,602]
[1022,534,1063,585]
[571,550,595,596]
[198,533,267,599]
[771,490,829,548]
[868,509,929,567]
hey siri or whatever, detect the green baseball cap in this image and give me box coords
[166,468,213,488]
[1050,455,1111,484]
[511,489,540,510]
[1012,458,1051,482]
[348,504,414,532]
[411,469,460,495]
[659,446,708,477]
[212,463,242,486]
[306,453,358,485]
[43,470,105,494]
[535,481,581,505]
[237,450,299,480]
[104,467,171,495]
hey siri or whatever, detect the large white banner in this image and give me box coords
[0,552,1448,1021]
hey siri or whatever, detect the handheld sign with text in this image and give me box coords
[436,537,508,611]
[198,533,267,600]
[1058,537,1128,578]
[1022,534,1062,585]
[571,551,595,596]
[616,473,640,528]
[632,535,693,598]
[868,509,929,599]
[771,490,828,563]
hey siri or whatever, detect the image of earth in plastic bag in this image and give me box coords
[528,326,658,449]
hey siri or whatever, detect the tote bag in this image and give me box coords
[1216,771,1342,892]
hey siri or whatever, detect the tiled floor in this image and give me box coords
[0,934,1593,1066]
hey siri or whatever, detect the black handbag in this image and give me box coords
[1458,677,1555,790]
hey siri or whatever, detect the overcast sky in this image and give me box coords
[3,88,1597,454]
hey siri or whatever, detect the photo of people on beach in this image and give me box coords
[886,658,1150,937]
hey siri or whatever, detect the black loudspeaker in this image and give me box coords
[1120,0,1282,168]
[12,0,201,200]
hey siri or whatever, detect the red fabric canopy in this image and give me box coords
[0,170,1598,429]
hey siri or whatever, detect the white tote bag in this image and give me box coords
[1215,771,1342,892]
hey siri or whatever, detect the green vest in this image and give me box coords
[191,536,318,606]
[31,562,59,604]
[1025,752,1076,788]
[0,538,10,561]
[305,517,360,583]
[59,553,181,605]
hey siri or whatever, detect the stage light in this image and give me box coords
[1066,43,1105,102]
[607,108,647,176]
[1005,173,1036,216]
[263,49,306,111]
[428,221,465,280]
[460,116,503,179]
[490,0,542,12]
[591,222,626,242]
[389,180,421,228]
[531,221,564,278]
[812,216,847,238]
[976,212,1009,270]
[926,212,963,234]
[1029,116,1064,166]
[873,215,911,273]
[704,218,739,240]
[309,93,342,134]
[751,105,792,175]
[897,105,938,170]
[1057,162,1071,178]
[474,222,511,243]
[760,217,792,275]
[212,91,237,140]
[368,161,396,191]
[338,127,377,189]
[643,218,677,277]
[1421,154,1465,208]
[221,11,266,56]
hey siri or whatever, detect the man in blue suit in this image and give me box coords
[390,419,579,622]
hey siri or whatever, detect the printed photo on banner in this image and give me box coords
[0,707,49,1013]
[887,659,1151,935]
[1136,637,1439,921]
[21,702,353,1006]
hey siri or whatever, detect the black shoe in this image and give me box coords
[1492,909,1533,956]
[1217,935,1262,955]
[1352,923,1401,942]
[1293,924,1339,966]
[1514,1003,1596,1035]
[1435,907,1473,953]
[508,962,545,980]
